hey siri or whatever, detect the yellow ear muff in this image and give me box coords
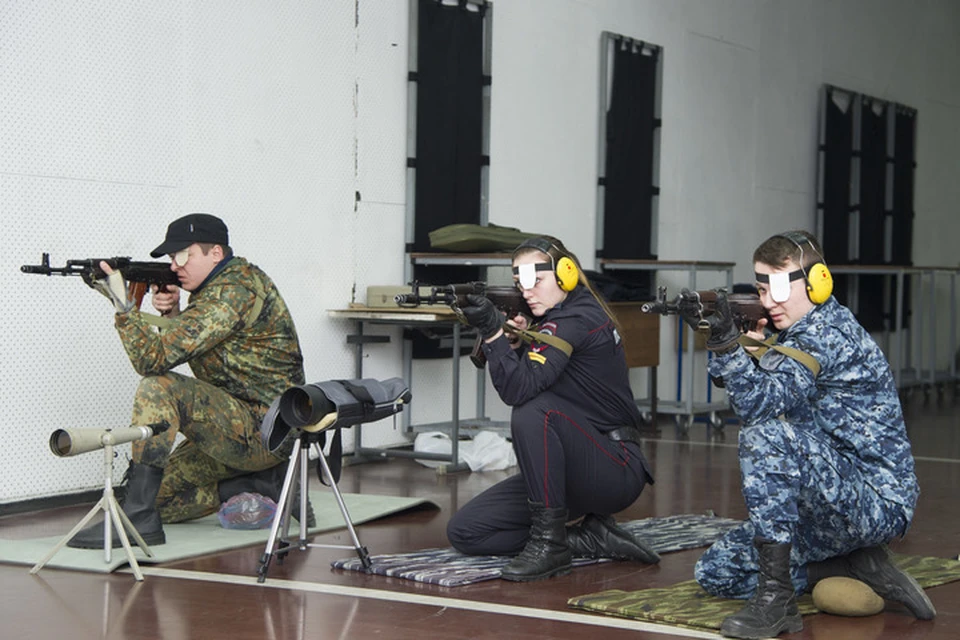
[806,262,833,304]
[556,256,579,292]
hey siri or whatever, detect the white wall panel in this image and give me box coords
[753,0,822,198]
[669,32,759,283]
[486,0,602,264]
[914,100,960,266]
[0,0,181,185]
[356,0,409,207]
[1,0,184,501]
[821,0,925,96]
[921,0,960,108]
[178,0,361,402]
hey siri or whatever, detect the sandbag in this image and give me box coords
[812,577,885,617]
[428,223,542,253]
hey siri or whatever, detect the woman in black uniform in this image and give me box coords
[447,236,657,581]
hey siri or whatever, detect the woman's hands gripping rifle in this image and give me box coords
[395,281,533,367]
[460,294,504,340]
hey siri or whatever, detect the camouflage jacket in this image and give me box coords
[114,257,305,418]
[708,296,919,520]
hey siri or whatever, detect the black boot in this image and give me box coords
[567,513,661,564]
[500,501,572,582]
[218,462,316,528]
[807,544,935,620]
[67,463,166,549]
[720,539,802,639]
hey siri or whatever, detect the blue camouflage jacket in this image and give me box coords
[708,296,919,522]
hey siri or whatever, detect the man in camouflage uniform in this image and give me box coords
[678,231,935,638]
[69,213,306,549]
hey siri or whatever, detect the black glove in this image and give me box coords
[676,288,705,333]
[703,289,741,353]
[460,294,503,340]
[677,288,740,354]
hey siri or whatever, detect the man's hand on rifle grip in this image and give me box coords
[151,283,181,318]
[741,317,769,353]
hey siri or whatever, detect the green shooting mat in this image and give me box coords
[0,491,435,574]
[568,554,960,632]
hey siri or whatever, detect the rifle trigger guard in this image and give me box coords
[685,291,707,331]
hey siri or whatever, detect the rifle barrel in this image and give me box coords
[21,255,178,285]
[20,265,53,274]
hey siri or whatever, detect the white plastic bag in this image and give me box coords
[413,430,516,471]
[460,430,516,471]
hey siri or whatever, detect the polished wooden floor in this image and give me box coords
[2,389,959,640]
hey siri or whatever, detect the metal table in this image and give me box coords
[328,306,502,472]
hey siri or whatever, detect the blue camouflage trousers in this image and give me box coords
[694,418,909,598]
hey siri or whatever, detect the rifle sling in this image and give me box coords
[738,333,820,378]
[504,326,574,358]
[141,313,174,330]
[135,280,266,331]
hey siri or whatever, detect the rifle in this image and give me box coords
[21,252,180,308]
[641,286,770,333]
[395,281,533,368]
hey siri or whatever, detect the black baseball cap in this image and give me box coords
[150,213,230,258]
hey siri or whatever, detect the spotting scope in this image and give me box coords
[261,378,411,454]
[49,426,154,457]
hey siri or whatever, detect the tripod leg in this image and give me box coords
[112,500,154,557]
[298,444,310,549]
[107,497,145,581]
[31,441,151,581]
[257,439,302,583]
[30,498,108,574]
[315,442,371,571]
[277,445,306,556]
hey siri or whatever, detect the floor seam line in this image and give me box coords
[129,565,723,639]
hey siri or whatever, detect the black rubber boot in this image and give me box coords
[67,463,166,549]
[218,462,316,528]
[720,539,803,639]
[500,501,572,582]
[567,513,661,563]
[807,544,935,620]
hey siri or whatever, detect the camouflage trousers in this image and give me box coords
[129,373,286,524]
[694,418,910,599]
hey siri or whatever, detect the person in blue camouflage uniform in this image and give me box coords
[678,230,935,638]
[69,213,306,549]
[449,236,657,582]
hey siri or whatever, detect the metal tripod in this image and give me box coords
[30,438,154,581]
[257,430,372,583]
